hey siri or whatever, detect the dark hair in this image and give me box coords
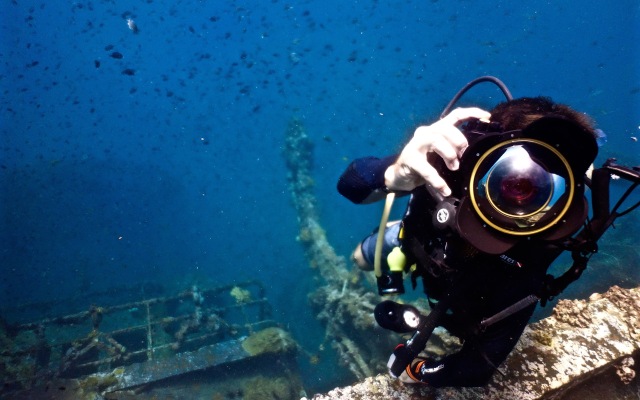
[490,97,596,136]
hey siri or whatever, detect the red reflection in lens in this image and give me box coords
[500,176,536,204]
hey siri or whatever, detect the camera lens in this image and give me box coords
[501,176,535,202]
[487,148,553,216]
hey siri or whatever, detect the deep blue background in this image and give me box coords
[1,0,639,394]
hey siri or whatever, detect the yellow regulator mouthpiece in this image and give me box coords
[387,247,406,272]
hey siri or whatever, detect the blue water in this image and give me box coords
[1,0,639,395]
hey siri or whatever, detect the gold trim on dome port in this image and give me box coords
[468,138,574,236]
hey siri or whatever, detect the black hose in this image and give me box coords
[440,76,513,119]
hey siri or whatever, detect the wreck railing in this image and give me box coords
[283,117,395,380]
[1,281,274,390]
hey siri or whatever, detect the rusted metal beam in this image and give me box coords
[103,337,253,392]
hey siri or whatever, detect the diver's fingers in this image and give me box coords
[426,126,464,171]
[440,107,491,126]
[414,123,466,157]
[390,140,452,196]
[408,157,451,197]
[413,122,466,171]
[429,107,491,168]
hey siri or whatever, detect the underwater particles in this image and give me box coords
[126,18,139,34]
[90,12,138,75]
[95,45,135,76]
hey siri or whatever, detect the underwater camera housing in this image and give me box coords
[432,115,599,254]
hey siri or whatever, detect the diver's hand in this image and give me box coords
[389,349,431,385]
[384,107,491,196]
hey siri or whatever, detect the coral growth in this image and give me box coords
[230,286,252,304]
[615,356,636,384]
[244,376,299,400]
[78,367,124,392]
[241,327,298,356]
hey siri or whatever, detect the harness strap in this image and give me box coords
[540,243,594,307]
[479,294,539,331]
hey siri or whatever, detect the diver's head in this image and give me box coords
[489,96,597,138]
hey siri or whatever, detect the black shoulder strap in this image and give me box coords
[539,241,595,306]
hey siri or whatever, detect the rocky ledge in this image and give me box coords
[304,285,640,400]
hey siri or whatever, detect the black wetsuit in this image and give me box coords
[338,156,558,387]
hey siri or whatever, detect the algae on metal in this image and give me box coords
[231,286,252,304]
[245,376,301,400]
[241,327,298,356]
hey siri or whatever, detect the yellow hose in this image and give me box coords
[374,192,396,278]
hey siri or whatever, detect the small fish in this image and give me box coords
[110,51,123,59]
[631,136,638,142]
[121,68,135,76]
[127,18,139,34]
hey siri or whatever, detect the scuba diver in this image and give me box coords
[337,77,640,387]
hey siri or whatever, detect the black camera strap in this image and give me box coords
[540,240,595,307]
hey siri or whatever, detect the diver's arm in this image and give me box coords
[384,107,491,197]
[337,155,399,204]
